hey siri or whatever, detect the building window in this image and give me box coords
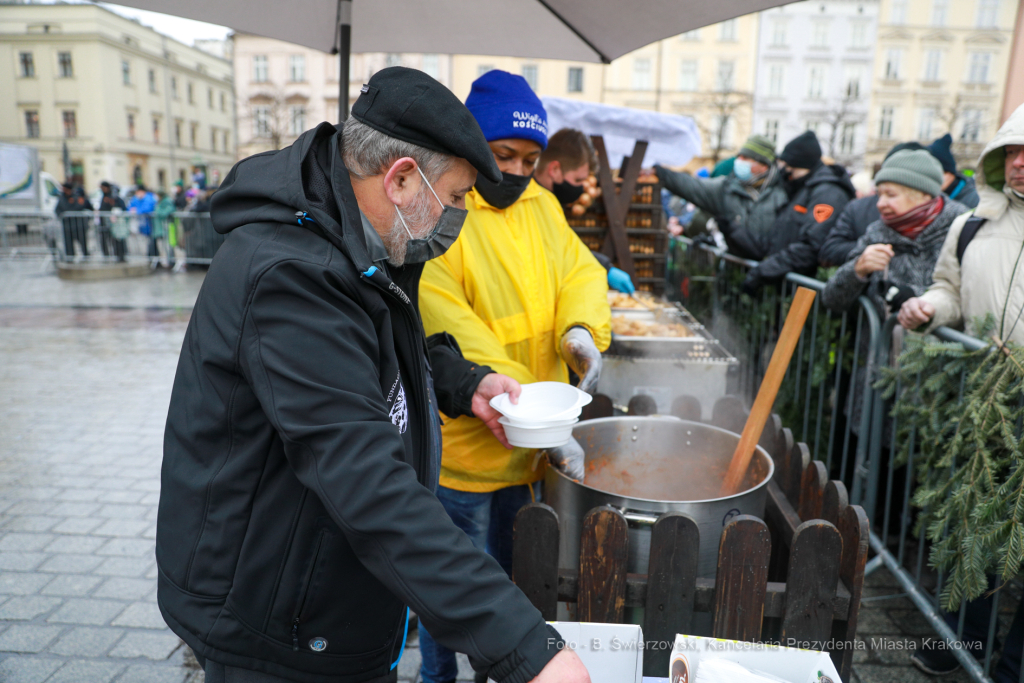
[477,64,494,78]
[567,66,584,93]
[840,123,856,154]
[767,64,784,97]
[187,82,194,104]
[678,60,698,92]
[521,64,539,90]
[764,119,779,144]
[157,169,166,189]
[25,110,40,138]
[811,20,829,48]
[127,112,135,140]
[770,19,787,47]
[289,54,305,82]
[174,120,182,147]
[931,0,949,26]
[890,0,907,24]
[122,59,131,85]
[253,106,271,138]
[680,29,701,41]
[253,55,268,82]
[210,127,217,152]
[845,65,863,98]
[220,92,226,111]
[289,105,306,136]
[171,76,178,98]
[148,68,157,93]
[153,117,160,143]
[19,52,35,78]
[386,53,402,68]
[422,54,440,80]
[632,58,652,90]
[961,109,983,142]
[190,123,197,149]
[805,120,821,136]
[58,51,73,78]
[977,0,1000,28]
[884,49,902,80]
[807,65,825,99]
[878,106,895,139]
[850,21,868,48]
[713,114,734,149]
[718,19,738,42]
[62,110,77,138]
[924,50,942,81]
[223,130,229,151]
[716,60,735,91]
[917,107,936,139]
[208,87,213,108]
[968,52,991,83]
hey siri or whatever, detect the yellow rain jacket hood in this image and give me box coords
[420,179,611,492]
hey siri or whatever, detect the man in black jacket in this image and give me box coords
[158,67,587,683]
[737,131,855,293]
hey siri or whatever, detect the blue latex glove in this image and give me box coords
[607,267,635,294]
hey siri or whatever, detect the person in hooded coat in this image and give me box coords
[157,67,588,683]
[727,131,855,293]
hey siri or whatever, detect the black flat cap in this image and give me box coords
[351,66,501,183]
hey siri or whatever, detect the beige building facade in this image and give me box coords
[0,2,235,192]
[866,0,1021,169]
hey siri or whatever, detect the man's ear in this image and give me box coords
[382,157,422,208]
[547,159,562,183]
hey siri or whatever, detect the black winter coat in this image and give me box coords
[157,123,559,683]
[818,195,880,267]
[731,163,855,289]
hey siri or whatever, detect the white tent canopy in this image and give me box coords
[542,97,702,169]
[109,0,797,63]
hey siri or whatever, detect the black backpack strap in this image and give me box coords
[957,216,986,265]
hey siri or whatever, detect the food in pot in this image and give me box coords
[611,316,694,338]
[607,292,666,309]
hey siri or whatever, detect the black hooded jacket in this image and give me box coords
[157,123,559,683]
[728,163,855,288]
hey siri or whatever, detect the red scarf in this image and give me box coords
[882,196,944,240]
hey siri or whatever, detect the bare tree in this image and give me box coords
[692,90,754,164]
[810,94,866,168]
[240,88,291,153]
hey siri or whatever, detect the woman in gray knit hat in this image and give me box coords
[822,149,969,317]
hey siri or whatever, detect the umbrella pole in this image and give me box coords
[337,0,351,122]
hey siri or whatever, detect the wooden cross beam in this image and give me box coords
[590,135,648,280]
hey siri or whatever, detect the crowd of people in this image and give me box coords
[52,175,217,270]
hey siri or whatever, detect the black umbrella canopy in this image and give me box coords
[108,0,798,63]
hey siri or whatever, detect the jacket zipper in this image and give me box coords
[291,529,325,651]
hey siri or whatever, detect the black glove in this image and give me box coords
[878,280,916,311]
[741,270,762,297]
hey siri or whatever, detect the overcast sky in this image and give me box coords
[96,2,232,46]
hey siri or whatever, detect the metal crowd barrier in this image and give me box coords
[0,211,223,266]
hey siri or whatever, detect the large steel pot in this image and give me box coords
[544,416,774,578]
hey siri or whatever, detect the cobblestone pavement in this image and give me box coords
[0,260,976,683]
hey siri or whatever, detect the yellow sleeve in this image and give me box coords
[548,201,612,354]
[420,251,541,386]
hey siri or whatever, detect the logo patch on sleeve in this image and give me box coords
[813,204,834,222]
[389,384,408,434]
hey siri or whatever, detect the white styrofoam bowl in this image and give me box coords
[489,382,593,424]
[498,417,576,449]
[502,415,580,429]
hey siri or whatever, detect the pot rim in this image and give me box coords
[556,416,775,504]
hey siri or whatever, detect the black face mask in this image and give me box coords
[475,171,532,209]
[551,179,585,206]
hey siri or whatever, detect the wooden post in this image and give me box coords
[578,506,629,623]
[832,504,870,680]
[643,513,700,677]
[781,520,843,649]
[590,135,641,279]
[712,515,771,641]
[512,503,560,621]
[799,460,829,521]
[821,480,850,527]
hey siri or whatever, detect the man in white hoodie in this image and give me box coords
[899,103,1024,343]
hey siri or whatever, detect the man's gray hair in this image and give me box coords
[342,118,455,182]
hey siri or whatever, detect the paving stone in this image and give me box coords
[0,533,56,552]
[95,557,155,577]
[44,535,108,554]
[0,553,46,571]
[49,503,101,518]
[0,655,63,683]
[92,577,156,602]
[2,516,60,532]
[51,488,103,503]
[0,596,63,620]
[96,538,155,557]
[0,625,64,653]
[112,602,169,630]
[93,520,151,537]
[96,491,147,504]
[47,599,128,626]
[39,575,103,597]
[0,573,55,596]
[47,659,126,683]
[50,517,105,535]
[109,631,182,660]
[47,626,125,656]
[116,664,191,683]
[37,554,104,574]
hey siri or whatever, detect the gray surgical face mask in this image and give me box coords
[394,167,468,264]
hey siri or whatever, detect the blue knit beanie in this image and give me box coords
[927,133,957,175]
[465,70,548,150]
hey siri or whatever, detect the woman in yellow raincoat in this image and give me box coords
[417,69,611,683]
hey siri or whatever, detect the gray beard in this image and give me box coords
[383,185,437,267]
